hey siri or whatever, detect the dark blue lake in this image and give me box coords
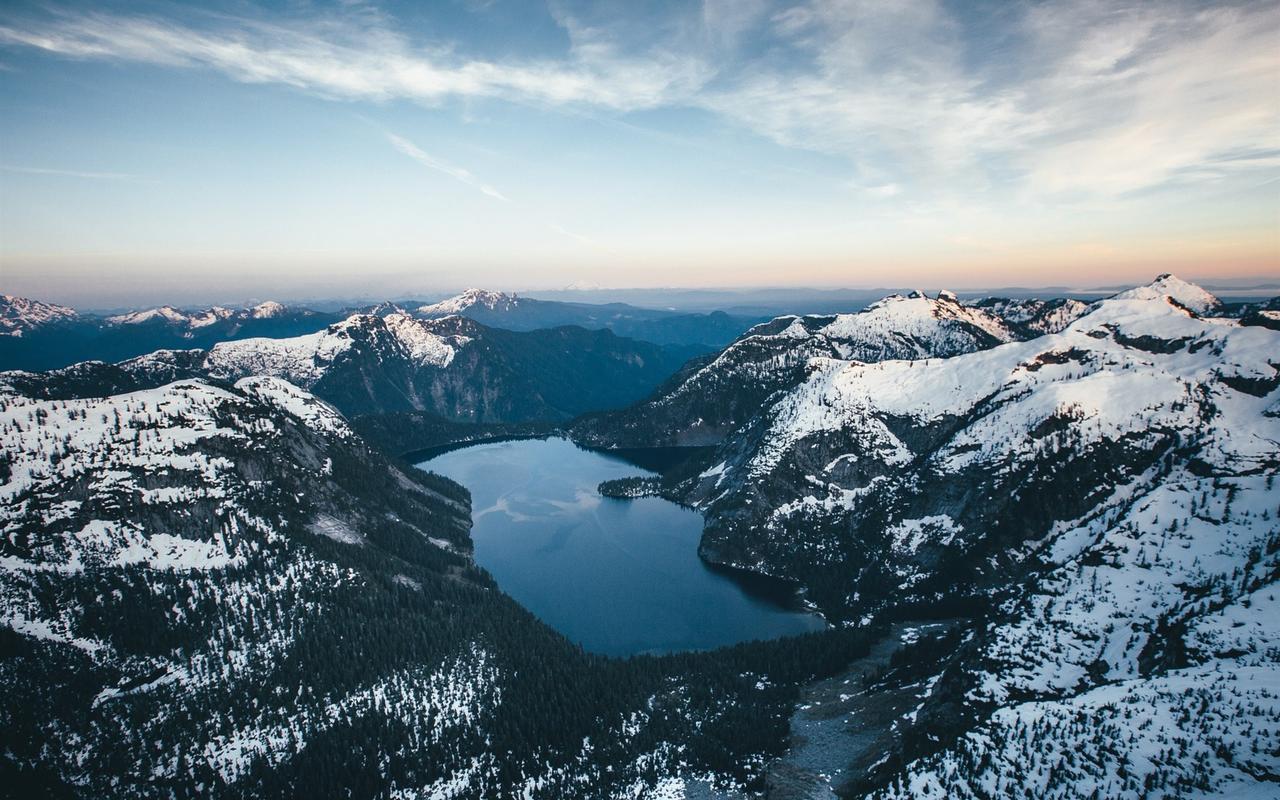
[418,437,825,656]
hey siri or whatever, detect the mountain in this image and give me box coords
[0,372,882,797]
[415,288,765,348]
[607,275,1279,797]
[0,296,344,372]
[964,295,1093,336]
[573,289,1022,448]
[1,312,709,425]
[416,288,521,316]
[0,294,80,337]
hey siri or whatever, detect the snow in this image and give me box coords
[886,515,963,556]
[107,305,192,325]
[417,288,518,316]
[250,300,286,318]
[1112,272,1222,314]
[383,313,461,367]
[729,274,1280,800]
[188,306,235,327]
[206,327,354,386]
[235,375,352,437]
[748,276,1277,478]
[879,663,1280,800]
[0,293,79,335]
[205,313,461,385]
[819,291,1015,354]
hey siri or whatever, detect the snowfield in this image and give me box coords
[684,274,1280,798]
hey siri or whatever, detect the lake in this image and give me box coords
[418,437,825,656]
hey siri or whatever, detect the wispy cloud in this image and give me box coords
[0,2,1275,202]
[1,164,136,180]
[700,0,1280,198]
[386,133,509,202]
[0,9,706,110]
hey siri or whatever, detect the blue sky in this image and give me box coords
[0,0,1277,306]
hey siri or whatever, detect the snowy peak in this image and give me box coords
[204,312,466,388]
[819,290,1016,354]
[0,294,78,336]
[417,289,519,317]
[110,301,296,328]
[249,300,286,318]
[106,306,191,325]
[1112,273,1222,314]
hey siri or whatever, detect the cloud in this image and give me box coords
[1,1,1275,202]
[386,133,508,201]
[698,0,1280,198]
[0,8,706,110]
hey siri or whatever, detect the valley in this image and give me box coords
[1,275,1277,798]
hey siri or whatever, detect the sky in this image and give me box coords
[0,0,1277,306]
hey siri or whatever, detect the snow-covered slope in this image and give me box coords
[203,312,464,385]
[574,290,1018,447]
[416,288,520,317]
[106,305,195,326]
[0,372,889,798]
[0,294,79,336]
[817,290,1016,358]
[663,275,1279,797]
[1,309,706,424]
[966,296,1093,335]
[249,300,286,318]
[0,376,500,794]
[1113,272,1224,314]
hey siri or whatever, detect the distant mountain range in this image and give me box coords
[0,311,706,423]
[0,295,346,372]
[411,288,765,347]
[0,289,764,371]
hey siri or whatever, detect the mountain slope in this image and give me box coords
[683,277,1277,617]
[573,290,1020,448]
[0,294,80,337]
[0,373,880,798]
[1,313,708,424]
[170,313,705,421]
[416,288,764,348]
[643,275,1280,797]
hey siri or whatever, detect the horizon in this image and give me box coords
[6,270,1279,314]
[2,0,1278,300]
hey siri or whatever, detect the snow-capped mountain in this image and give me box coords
[1,311,706,424]
[623,275,1279,797]
[1113,271,1225,314]
[0,375,490,795]
[965,295,1093,336]
[574,290,1021,447]
[416,288,521,317]
[106,305,203,326]
[0,295,344,372]
[0,371,888,798]
[248,300,286,318]
[106,301,296,328]
[0,294,79,336]
[414,288,764,349]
